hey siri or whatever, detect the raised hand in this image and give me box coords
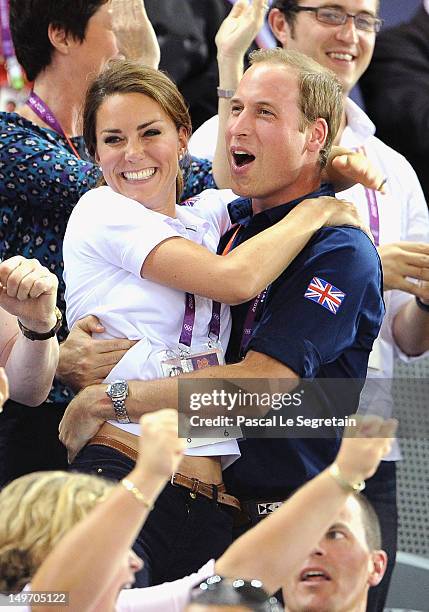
[215,0,268,61]
[335,415,398,484]
[112,0,160,68]
[136,409,186,479]
[0,256,58,333]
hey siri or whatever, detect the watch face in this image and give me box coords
[109,381,127,398]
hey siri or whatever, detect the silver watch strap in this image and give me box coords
[112,398,131,424]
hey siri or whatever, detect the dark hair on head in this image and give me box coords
[83,58,192,199]
[248,48,343,167]
[270,0,380,37]
[188,576,283,611]
[354,494,382,551]
[9,0,109,81]
[270,0,301,34]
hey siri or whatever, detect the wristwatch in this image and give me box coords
[18,306,63,341]
[105,380,131,424]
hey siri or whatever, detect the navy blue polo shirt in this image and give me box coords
[222,185,384,500]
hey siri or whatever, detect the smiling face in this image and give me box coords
[226,62,324,212]
[95,92,187,215]
[282,497,386,612]
[270,0,378,96]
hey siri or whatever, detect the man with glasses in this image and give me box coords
[267,1,429,610]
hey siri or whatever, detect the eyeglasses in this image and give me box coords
[294,6,383,33]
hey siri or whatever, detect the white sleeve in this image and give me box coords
[183,188,237,238]
[388,160,429,362]
[65,187,183,278]
[116,559,216,612]
[188,115,219,161]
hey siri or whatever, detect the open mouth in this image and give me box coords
[232,150,256,167]
[121,168,156,181]
[300,569,331,583]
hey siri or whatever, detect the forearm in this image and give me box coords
[392,298,429,356]
[88,352,298,423]
[31,467,165,611]
[226,199,332,301]
[215,468,350,593]
[212,52,244,188]
[4,332,58,407]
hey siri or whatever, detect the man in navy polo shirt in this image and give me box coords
[218,48,383,504]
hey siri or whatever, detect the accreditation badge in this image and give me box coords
[160,341,225,377]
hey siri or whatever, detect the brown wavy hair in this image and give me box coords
[83,59,192,199]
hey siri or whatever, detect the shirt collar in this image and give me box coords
[228,183,335,226]
[343,97,376,142]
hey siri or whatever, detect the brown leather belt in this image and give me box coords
[88,422,139,462]
[88,423,241,511]
[170,472,241,511]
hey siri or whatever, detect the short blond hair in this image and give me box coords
[249,48,343,167]
[0,471,113,592]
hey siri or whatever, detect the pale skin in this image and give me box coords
[34,414,395,612]
[0,257,59,407]
[268,1,429,357]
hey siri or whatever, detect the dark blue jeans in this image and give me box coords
[71,444,234,587]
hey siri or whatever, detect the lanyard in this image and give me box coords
[177,225,243,349]
[221,223,267,357]
[0,0,13,59]
[358,146,380,246]
[26,91,82,160]
[239,289,267,356]
[178,293,221,350]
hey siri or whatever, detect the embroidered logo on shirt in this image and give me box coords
[304,276,346,315]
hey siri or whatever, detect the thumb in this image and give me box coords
[74,315,105,335]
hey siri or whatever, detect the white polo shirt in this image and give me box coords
[63,186,240,465]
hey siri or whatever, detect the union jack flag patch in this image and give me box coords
[304,276,346,315]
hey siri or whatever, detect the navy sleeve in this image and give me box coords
[247,227,384,378]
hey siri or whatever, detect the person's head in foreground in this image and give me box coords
[83,59,191,213]
[269,0,382,96]
[0,471,141,595]
[186,575,283,612]
[226,47,343,209]
[10,0,118,83]
[282,493,387,612]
